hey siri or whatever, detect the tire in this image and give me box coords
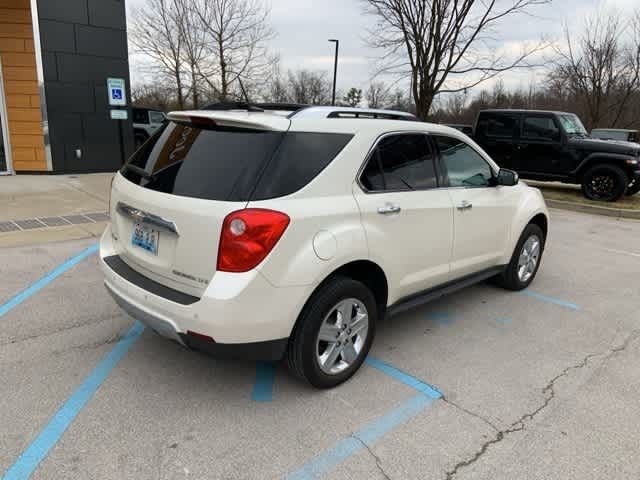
[495,224,545,291]
[581,164,628,202]
[287,276,377,389]
[626,180,640,196]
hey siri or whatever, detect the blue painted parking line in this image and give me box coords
[2,321,145,480]
[495,317,512,325]
[426,311,453,326]
[0,243,99,319]
[286,393,435,480]
[519,290,580,310]
[365,357,442,399]
[252,362,276,402]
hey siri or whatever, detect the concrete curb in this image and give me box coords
[545,199,640,220]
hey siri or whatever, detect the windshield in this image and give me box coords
[558,114,588,136]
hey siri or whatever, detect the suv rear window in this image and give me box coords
[122,122,352,202]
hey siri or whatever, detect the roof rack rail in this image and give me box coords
[290,106,417,121]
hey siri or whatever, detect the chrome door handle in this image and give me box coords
[377,204,402,215]
[457,200,473,211]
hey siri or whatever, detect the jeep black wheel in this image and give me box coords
[581,164,628,202]
[626,180,640,196]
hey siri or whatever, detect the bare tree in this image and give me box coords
[174,0,207,108]
[366,81,390,108]
[388,88,414,112]
[551,9,640,129]
[287,70,332,105]
[129,0,186,108]
[132,83,181,111]
[266,60,291,103]
[193,0,275,101]
[362,0,550,120]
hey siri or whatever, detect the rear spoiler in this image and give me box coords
[166,110,290,132]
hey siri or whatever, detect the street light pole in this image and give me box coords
[329,39,339,106]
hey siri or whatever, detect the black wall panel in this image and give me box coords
[88,0,127,30]
[75,25,127,58]
[40,21,76,53]
[37,0,134,173]
[38,0,88,24]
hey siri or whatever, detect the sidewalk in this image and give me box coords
[0,173,113,247]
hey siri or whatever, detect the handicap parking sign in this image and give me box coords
[107,78,126,106]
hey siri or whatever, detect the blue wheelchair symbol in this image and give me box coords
[111,88,123,100]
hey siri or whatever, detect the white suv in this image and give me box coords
[100,104,549,388]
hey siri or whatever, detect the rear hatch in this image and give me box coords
[110,111,291,297]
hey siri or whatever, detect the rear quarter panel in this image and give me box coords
[251,194,369,287]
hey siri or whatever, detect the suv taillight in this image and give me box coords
[217,209,290,273]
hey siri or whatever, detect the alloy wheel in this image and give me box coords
[517,235,541,283]
[316,298,369,375]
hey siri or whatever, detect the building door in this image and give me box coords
[0,59,12,174]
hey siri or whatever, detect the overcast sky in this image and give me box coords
[126,0,639,96]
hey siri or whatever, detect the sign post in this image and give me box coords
[107,78,127,165]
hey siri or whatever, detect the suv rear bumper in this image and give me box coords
[105,282,287,360]
[100,226,309,360]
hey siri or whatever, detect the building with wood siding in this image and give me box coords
[0,0,134,175]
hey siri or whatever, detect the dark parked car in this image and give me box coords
[132,107,166,149]
[472,109,640,201]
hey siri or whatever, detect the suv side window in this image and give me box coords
[361,134,438,191]
[522,115,560,141]
[477,113,519,138]
[149,111,166,124]
[434,135,494,187]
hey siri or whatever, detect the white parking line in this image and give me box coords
[602,248,640,258]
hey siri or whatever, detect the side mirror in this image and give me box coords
[497,168,519,186]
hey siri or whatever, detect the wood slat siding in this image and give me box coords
[0,0,46,171]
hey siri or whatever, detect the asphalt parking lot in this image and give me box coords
[2,208,640,480]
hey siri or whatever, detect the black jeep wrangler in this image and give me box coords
[473,109,640,201]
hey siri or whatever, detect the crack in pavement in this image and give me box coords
[444,329,640,480]
[0,312,122,347]
[441,397,501,433]
[353,434,393,480]
[51,332,127,356]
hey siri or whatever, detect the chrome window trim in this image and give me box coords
[30,0,53,171]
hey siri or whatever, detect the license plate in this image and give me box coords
[132,223,159,255]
